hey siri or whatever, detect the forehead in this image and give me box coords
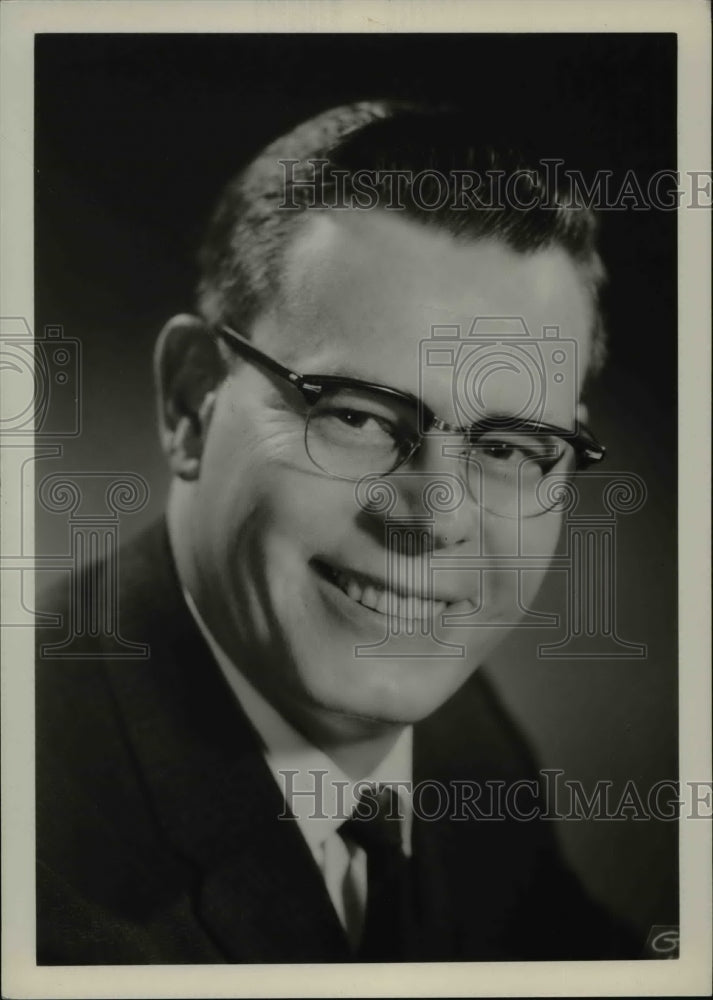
[254,210,594,415]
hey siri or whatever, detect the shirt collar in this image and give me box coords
[181,586,413,860]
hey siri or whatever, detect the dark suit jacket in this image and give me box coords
[36,521,639,964]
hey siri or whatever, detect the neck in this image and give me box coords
[323,733,404,782]
[276,703,405,780]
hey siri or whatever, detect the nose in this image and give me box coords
[393,434,478,550]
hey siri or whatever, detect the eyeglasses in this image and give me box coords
[216,324,606,518]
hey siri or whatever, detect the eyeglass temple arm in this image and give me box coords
[218,324,305,388]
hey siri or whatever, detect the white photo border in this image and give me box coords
[1,1,710,997]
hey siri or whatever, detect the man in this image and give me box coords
[36,103,638,963]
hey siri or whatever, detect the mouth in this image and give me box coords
[312,558,458,622]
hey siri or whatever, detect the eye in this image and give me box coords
[481,439,518,461]
[471,433,528,463]
[470,431,568,476]
[309,401,403,454]
[323,406,394,435]
[331,407,383,430]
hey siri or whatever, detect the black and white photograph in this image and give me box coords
[0,1,710,997]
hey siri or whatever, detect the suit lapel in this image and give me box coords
[189,746,352,962]
[104,522,350,962]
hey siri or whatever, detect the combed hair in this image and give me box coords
[198,102,607,374]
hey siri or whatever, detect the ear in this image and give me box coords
[576,402,589,425]
[154,314,227,480]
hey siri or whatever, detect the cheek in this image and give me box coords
[195,399,311,531]
[518,512,565,607]
[481,506,563,555]
[480,509,564,615]
[203,411,299,481]
[195,445,355,577]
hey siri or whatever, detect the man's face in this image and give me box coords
[186,211,593,732]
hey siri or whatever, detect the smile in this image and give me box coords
[313,559,451,621]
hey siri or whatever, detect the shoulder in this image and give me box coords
[35,519,184,772]
[36,518,181,652]
[34,521,209,960]
[414,670,643,960]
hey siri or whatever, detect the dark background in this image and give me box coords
[35,34,678,942]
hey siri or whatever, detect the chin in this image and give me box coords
[301,652,477,727]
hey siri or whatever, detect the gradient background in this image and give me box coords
[35,33,677,945]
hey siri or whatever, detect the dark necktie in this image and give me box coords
[339,785,413,961]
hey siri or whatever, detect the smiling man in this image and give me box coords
[36,103,638,963]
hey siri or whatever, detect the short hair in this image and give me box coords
[197,102,607,375]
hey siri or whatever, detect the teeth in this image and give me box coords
[361,585,378,610]
[375,590,389,615]
[330,566,448,621]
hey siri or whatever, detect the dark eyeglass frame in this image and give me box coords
[216,323,606,471]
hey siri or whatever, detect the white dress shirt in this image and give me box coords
[181,587,413,944]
